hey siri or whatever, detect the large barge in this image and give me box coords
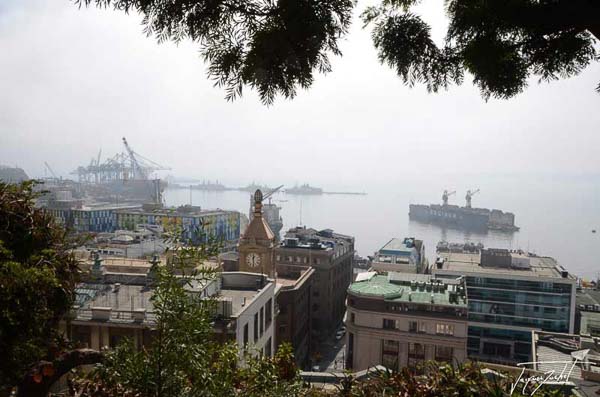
[409,190,519,232]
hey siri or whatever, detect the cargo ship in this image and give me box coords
[409,190,519,232]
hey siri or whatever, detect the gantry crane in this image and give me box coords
[442,190,456,206]
[465,189,480,208]
[70,138,169,183]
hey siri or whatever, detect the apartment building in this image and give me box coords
[275,227,354,340]
[345,272,468,371]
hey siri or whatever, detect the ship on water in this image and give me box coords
[285,183,323,195]
[409,189,519,232]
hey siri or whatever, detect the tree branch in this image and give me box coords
[16,349,104,397]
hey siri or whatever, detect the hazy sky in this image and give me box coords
[1,0,599,188]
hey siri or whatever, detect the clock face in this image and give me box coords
[246,253,261,268]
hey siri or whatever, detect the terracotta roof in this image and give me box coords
[242,215,275,241]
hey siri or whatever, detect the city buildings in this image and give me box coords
[238,190,276,277]
[115,205,240,244]
[275,265,315,368]
[46,203,141,233]
[345,272,468,371]
[433,247,577,364]
[66,257,277,359]
[576,288,600,337]
[370,237,426,274]
[275,227,354,340]
[80,228,167,259]
[238,190,316,366]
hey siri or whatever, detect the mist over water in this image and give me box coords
[164,173,600,280]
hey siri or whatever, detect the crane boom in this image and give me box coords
[44,162,58,179]
[465,189,480,208]
[122,137,147,180]
[263,185,284,201]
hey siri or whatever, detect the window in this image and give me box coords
[418,322,427,333]
[260,307,264,336]
[436,323,454,336]
[408,343,425,367]
[254,313,259,342]
[265,337,272,357]
[383,319,396,330]
[409,321,417,333]
[265,299,272,328]
[243,323,249,346]
[351,312,355,324]
[435,346,453,362]
[381,340,399,371]
[276,255,281,261]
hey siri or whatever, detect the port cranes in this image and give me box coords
[442,190,456,206]
[44,161,59,180]
[71,138,170,183]
[263,185,284,203]
[465,189,480,208]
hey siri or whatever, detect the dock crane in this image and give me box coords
[122,137,146,180]
[249,185,284,221]
[465,189,480,208]
[442,190,456,206]
[44,161,58,180]
[263,185,284,204]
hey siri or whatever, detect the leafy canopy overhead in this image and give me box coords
[78,0,598,103]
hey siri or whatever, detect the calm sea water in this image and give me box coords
[164,174,600,280]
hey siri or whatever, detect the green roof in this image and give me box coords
[348,274,467,307]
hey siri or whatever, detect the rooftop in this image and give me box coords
[280,227,354,251]
[348,273,467,307]
[435,251,575,280]
[578,289,600,310]
[378,238,418,256]
[117,205,237,217]
[72,271,272,326]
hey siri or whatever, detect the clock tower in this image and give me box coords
[238,189,276,277]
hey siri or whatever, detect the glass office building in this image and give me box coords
[433,249,576,364]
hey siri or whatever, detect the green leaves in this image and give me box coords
[364,10,463,93]
[78,0,353,105]
[0,181,80,391]
[363,0,598,99]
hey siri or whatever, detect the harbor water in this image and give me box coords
[164,173,600,280]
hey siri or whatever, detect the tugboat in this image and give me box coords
[409,189,519,232]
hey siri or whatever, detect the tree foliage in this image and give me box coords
[77,0,599,102]
[0,181,80,393]
[364,0,599,99]
[76,0,353,104]
[68,263,302,397]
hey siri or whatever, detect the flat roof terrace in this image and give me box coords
[436,251,576,281]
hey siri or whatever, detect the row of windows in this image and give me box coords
[382,318,455,336]
[466,277,573,294]
[381,340,454,370]
[242,298,273,346]
[276,255,321,265]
